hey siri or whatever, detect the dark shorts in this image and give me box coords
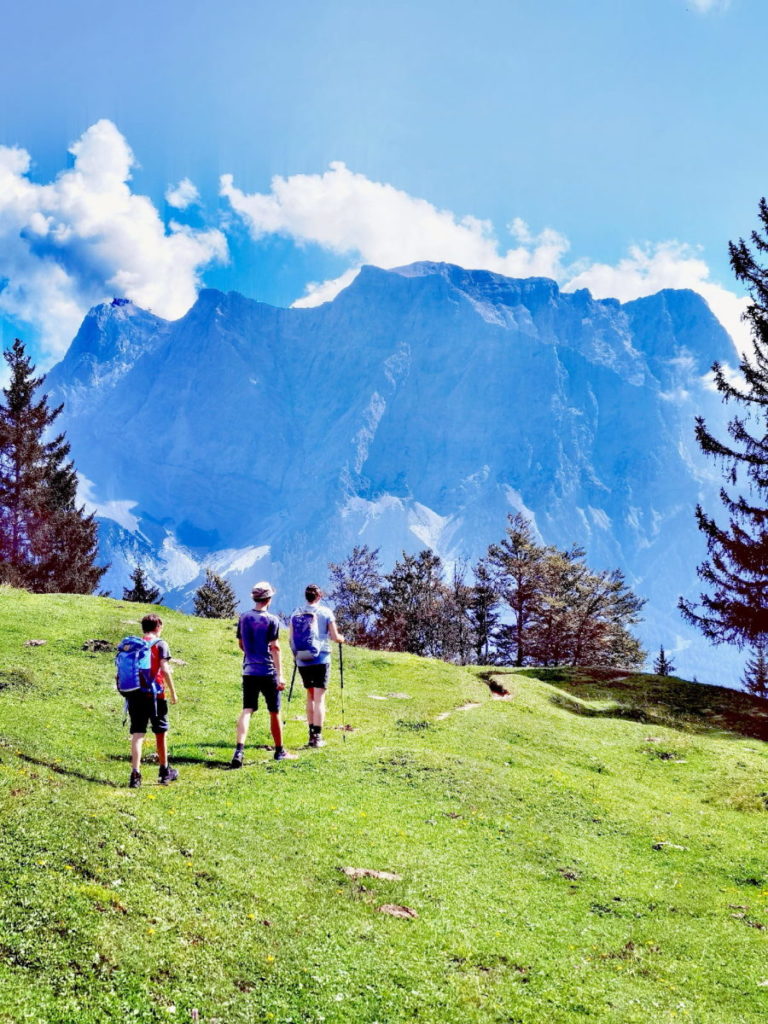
[243,674,281,713]
[299,663,330,690]
[126,692,169,735]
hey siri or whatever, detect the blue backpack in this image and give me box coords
[115,636,161,695]
[291,610,321,663]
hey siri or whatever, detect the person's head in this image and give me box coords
[305,584,322,605]
[142,613,163,636]
[251,581,275,608]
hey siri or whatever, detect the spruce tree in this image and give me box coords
[467,559,500,664]
[741,642,768,698]
[376,549,447,657]
[194,569,239,618]
[0,339,105,593]
[653,645,676,676]
[679,199,768,648]
[123,565,161,604]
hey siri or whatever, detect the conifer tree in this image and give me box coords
[122,565,161,604]
[679,199,768,648]
[194,569,238,618]
[0,340,105,593]
[328,545,383,643]
[376,549,447,657]
[741,642,768,698]
[653,645,676,676]
[486,513,553,666]
[467,559,500,664]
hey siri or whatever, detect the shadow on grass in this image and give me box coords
[107,743,275,769]
[485,666,768,743]
[18,753,120,787]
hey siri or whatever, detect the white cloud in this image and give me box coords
[221,162,570,306]
[222,161,746,355]
[0,120,226,362]
[688,0,731,12]
[165,177,200,210]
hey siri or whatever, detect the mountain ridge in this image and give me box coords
[46,261,740,682]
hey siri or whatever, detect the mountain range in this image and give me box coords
[46,261,742,684]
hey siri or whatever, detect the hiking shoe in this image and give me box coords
[313,736,326,748]
[129,770,142,789]
[158,765,179,785]
[274,748,298,761]
[308,735,318,748]
[230,749,244,769]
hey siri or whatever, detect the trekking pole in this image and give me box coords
[339,642,346,742]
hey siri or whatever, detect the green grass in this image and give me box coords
[1,586,768,1023]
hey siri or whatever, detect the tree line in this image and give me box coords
[327,515,646,668]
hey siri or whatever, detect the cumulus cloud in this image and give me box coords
[221,162,570,305]
[0,120,226,362]
[222,161,746,354]
[165,177,200,210]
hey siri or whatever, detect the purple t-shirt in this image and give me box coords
[237,609,280,675]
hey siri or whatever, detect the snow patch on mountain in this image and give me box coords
[77,475,140,533]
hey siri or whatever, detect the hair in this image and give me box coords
[142,613,163,634]
[305,584,322,603]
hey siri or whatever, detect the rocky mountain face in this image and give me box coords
[46,262,741,683]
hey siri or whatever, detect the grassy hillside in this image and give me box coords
[1,587,767,1024]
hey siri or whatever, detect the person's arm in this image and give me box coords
[328,619,345,644]
[161,661,177,704]
[269,639,285,689]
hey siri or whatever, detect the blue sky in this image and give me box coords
[0,0,762,365]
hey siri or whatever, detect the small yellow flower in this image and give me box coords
[266,955,275,963]
[147,928,156,935]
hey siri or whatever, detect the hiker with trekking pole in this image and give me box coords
[289,584,344,747]
[231,581,297,766]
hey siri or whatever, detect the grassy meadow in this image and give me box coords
[1,586,767,1023]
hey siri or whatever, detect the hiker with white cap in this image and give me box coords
[231,581,296,765]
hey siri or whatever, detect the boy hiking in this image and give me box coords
[289,584,344,747]
[118,613,178,789]
[231,581,296,765]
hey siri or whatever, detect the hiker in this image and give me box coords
[231,581,295,765]
[120,613,178,789]
[289,584,344,747]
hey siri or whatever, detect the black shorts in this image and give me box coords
[299,663,330,690]
[126,692,169,735]
[243,674,281,713]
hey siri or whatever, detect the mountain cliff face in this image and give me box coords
[46,262,740,683]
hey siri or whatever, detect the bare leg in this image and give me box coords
[155,732,168,767]
[130,733,145,771]
[269,711,284,749]
[236,708,254,746]
[306,688,314,725]
[314,689,327,731]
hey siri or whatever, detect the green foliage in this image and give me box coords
[679,198,768,648]
[489,514,645,668]
[193,569,238,619]
[653,645,676,676]
[0,340,105,594]
[122,565,161,604]
[328,545,382,642]
[1,588,768,1023]
[741,641,768,698]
